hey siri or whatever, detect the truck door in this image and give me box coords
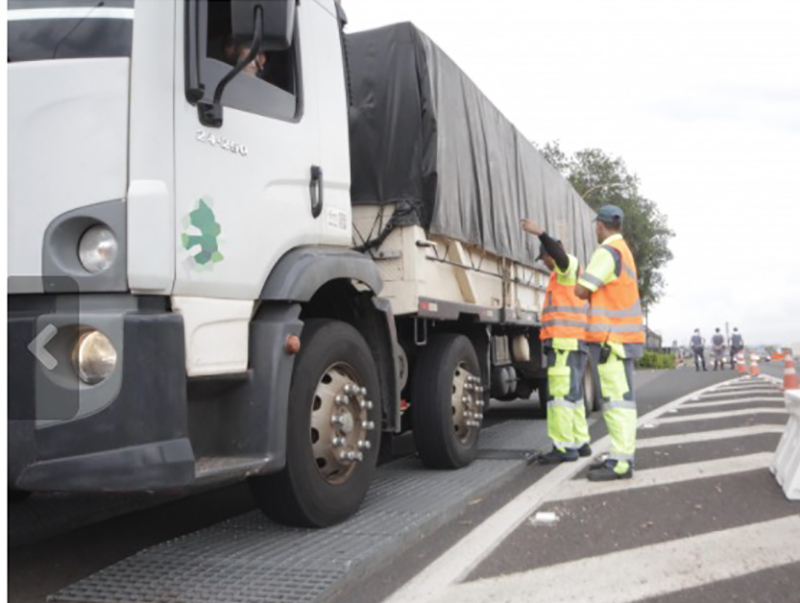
[174,0,323,300]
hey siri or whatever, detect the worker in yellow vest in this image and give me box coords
[522,220,591,464]
[576,205,645,481]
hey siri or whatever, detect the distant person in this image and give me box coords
[711,328,725,371]
[730,327,745,370]
[691,328,707,371]
[521,219,591,464]
[576,205,645,482]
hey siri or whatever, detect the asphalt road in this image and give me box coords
[7,367,775,603]
[377,373,796,603]
[326,368,740,603]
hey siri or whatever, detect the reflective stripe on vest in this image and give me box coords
[586,237,645,345]
[541,259,589,342]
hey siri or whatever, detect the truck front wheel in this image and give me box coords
[411,334,483,469]
[249,319,381,528]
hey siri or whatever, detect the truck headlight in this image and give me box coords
[72,330,117,385]
[78,225,118,274]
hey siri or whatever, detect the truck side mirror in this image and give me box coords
[231,0,296,52]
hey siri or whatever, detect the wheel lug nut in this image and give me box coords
[364,420,375,431]
[331,415,344,427]
[339,450,349,461]
[332,436,344,446]
[358,440,371,450]
[335,395,348,405]
[355,452,364,462]
[360,386,368,396]
[346,451,357,461]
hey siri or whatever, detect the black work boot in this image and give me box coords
[538,447,579,465]
[577,443,592,457]
[588,460,633,481]
[588,454,608,470]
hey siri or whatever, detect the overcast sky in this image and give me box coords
[343,0,800,348]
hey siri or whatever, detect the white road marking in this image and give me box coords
[547,452,772,502]
[656,408,786,424]
[436,516,800,603]
[680,397,786,409]
[637,425,785,449]
[382,379,736,603]
[703,387,783,400]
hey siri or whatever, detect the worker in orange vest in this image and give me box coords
[522,219,591,464]
[576,205,645,481]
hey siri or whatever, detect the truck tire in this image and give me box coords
[585,354,601,413]
[249,319,381,528]
[411,334,482,469]
[533,378,548,419]
[582,363,595,416]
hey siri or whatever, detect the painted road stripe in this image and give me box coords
[680,397,786,409]
[713,382,780,389]
[382,379,738,603]
[698,390,782,400]
[714,380,776,388]
[637,425,785,449]
[438,516,800,603]
[703,387,783,398]
[656,408,786,424]
[547,453,772,502]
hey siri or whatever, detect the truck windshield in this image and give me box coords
[8,0,134,63]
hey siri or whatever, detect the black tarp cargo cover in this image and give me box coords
[346,22,597,267]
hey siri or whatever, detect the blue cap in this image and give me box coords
[593,205,624,224]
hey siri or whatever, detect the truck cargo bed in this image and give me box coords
[346,22,597,269]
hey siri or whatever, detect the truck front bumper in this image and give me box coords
[8,295,195,492]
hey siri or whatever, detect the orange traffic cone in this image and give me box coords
[750,353,760,378]
[737,352,747,374]
[785,354,800,391]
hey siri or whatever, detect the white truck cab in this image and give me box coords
[8,0,596,527]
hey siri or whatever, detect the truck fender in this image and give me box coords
[259,246,383,302]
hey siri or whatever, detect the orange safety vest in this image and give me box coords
[540,266,589,343]
[585,237,645,345]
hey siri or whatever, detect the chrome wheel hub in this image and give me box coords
[452,363,484,442]
[311,362,375,484]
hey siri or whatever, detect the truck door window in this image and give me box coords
[189,0,301,122]
[8,0,134,63]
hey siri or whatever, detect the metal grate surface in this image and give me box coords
[51,420,549,603]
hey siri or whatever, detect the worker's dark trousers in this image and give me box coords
[693,348,707,371]
[730,347,742,370]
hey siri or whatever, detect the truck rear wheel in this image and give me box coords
[585,354,601,413]
[533,378,548,419]
[411,334,483,469]
[582,364,595,416]
[249,319,381,528]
